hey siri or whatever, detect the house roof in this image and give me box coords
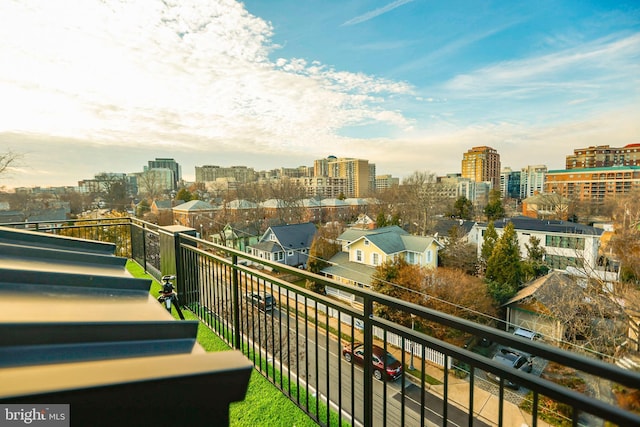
[504,270,621,314]
[400,235,443,253]
[365,232,406,254]
[226,199,258,209]
[504,270,575,306]
[338,225,408,243]
[339,225,440,255]
[301,198,321,208]
[173,200,215,212]
[477,216,603,236]
[322,252,376,286]
[27,207,68,222]
[152,199,174,210]
[320,198,348,207]
[261,199,287,208]
[267,222,317,249]
[249,240,281,253]
[344,198,368,206]
[432,219,476,238]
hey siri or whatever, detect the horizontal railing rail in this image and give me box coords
[3,218,639,427]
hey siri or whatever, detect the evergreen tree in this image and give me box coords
[376,211,388,228]
[485,222,522,304]
[480,221,498,262]
[452,196,473,220]
[484,189,505,221]
[522,235,549,281]
[175,188,193,202]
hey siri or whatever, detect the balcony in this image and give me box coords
[2,218,640,427]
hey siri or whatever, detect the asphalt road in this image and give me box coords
[241,298,492,427]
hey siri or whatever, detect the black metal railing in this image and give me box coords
[4,218,640,427]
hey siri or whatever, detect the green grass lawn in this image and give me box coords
[126,261,322,427]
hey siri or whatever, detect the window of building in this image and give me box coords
[356,249,363,262]
[372,253,379,266]
[545,235,585,250]
[545,254,584,270]
[364,240,369,246]
[287,251,294,256]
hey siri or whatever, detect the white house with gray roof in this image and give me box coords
[473,216,605,276]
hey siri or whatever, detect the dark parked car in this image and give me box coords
[486,347,533,389]
[246,292,275,312]
[342,343,403,381]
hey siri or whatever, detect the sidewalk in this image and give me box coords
[414,361,549,427]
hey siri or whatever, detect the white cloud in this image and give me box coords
[0,0,414,158]
[342,0,415,26]
[445,33,640,96]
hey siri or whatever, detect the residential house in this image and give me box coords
[211,223,261,252]
[473,216,603,275]
[322,226,443,302]
[172,200,217,230]
[521,192,571,220]
[261,198,305,224]
[344,198,371,218]
[247,222,317,268]
[319,198,350,222]
[504,271,627,347]
[350,213,376,230]
[150,199,182,226]
[432,218,477,245]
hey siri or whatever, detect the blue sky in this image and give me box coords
[0,0,638,188]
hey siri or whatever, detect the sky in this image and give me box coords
[0,0,639,189]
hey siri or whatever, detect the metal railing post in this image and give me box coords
[142,223,148,273]
[363,295,374,427]
[231,254,241,350]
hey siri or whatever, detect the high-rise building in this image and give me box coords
[195,165,257,183]
[519,165,547,199]
[500,167,521,199]
[566,144,640,169]
[545,166,640,203]
[292,176,348,198]
[314,156,373,197]
[461,146,501,190]
[375,174,400,191]
[146,158,182,190]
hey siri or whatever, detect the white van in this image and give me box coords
[513,327,537,340]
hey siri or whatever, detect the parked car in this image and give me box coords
[342,343,403,381]
[486,347,533,389]
[246,292,275,312]
[513,327,538,340]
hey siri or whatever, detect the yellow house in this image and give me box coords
[322,226,443,302]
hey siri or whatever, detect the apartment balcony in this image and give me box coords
[1,218,639,427]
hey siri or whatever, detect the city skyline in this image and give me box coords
[1,0,638,188]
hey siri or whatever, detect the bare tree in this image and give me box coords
[400,171,444,235]
[0,150,21,177]
[137,169,165,200]
[607,191,640,284]
[265,178,307,224]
